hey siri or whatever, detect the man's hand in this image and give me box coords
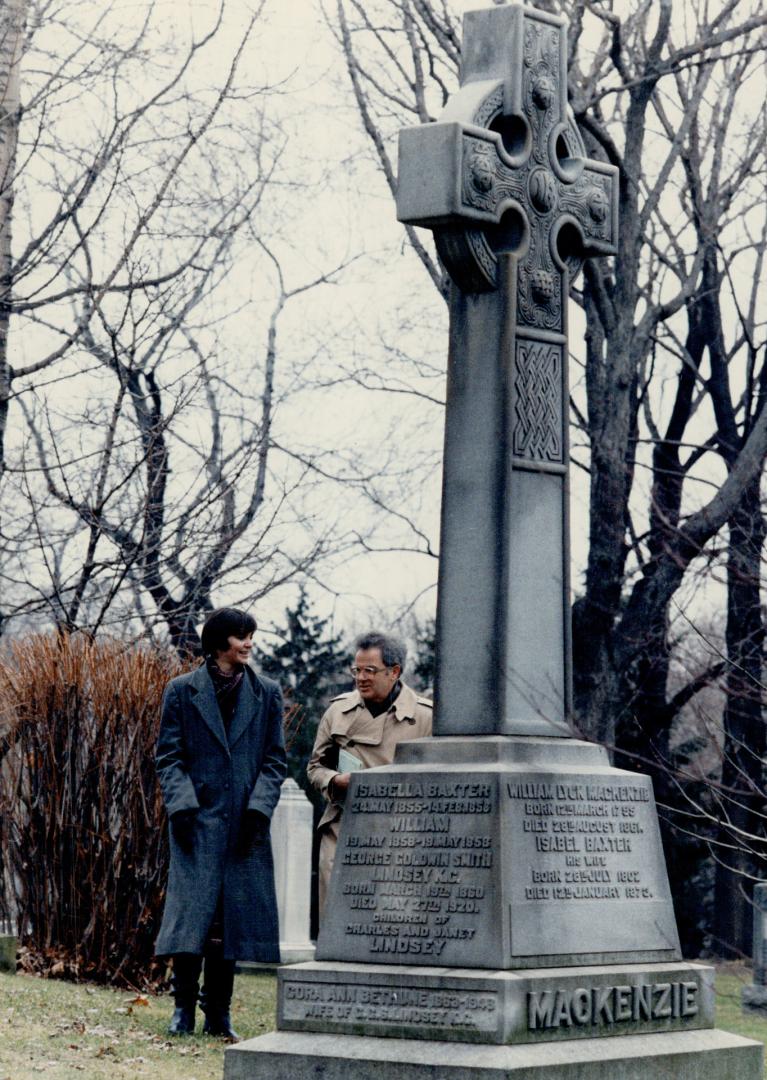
[238,809,269,856]
[329,772,351,801]
[170,808,197,854]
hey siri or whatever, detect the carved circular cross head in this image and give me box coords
[396,8,618,302]
[432,81,608,299]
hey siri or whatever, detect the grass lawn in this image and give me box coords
[714,961,767,1051]
[0,969,276,1080]
[1,961,766,1078]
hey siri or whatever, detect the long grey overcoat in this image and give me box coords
[154,663,287,961]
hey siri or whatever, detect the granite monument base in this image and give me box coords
[227,737,763,1077]
[224,1027,762,1080]
[277,959,714,1044]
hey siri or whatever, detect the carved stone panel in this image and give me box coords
[511,340,563,463]
[316,772,500,968]
[278,961,714,1046]
[505,772,680,963]
[317,755,681,970]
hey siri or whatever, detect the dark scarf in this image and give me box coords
[366,680,402,718]
[206,658,244,732]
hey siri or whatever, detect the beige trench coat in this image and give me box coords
[307,682,432,914]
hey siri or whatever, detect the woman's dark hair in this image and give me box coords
[201,607,257,656]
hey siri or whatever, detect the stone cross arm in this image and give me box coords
[397,5,618,300]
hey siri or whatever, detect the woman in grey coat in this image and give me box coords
[155,607,287,1039]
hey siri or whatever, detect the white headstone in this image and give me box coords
[271,779,315,965]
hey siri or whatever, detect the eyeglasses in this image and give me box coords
[349,665,391,677]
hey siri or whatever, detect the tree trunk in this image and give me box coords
[572,270,639,748]
[0,0,24,477]
[713,475,767,957]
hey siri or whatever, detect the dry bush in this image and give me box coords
[0,633,195,987]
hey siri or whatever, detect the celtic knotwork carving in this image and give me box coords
[463,138,499,211]
[560,169,613,246]
[518,216,562,331]
[472,85,504,130]
[530,268,556,306]
[532,75,556,112]
[470,152,495,194]
[522,18,561,169]
[588,186,609,223]
[556,123,584,162]
[462,135,526,215]
[512,341,563,463]
[523,18,558,72]
[467,232,498,287]
[435,228,496,293]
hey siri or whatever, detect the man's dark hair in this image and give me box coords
[354,631,407,672]
[201,607,257,656]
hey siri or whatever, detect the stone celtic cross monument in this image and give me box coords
[226,7,762,1079]
[396,3,617,739]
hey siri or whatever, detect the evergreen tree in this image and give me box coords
[411,617,436,695]
[259,588,348,806]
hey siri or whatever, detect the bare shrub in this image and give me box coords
[0,633,195,986]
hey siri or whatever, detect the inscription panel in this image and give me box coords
[281,978,500,1041]
[506,772,680,960]
[277,963,714,1044]
[316,773,499,967]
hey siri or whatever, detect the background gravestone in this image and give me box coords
[0,932,16,973]
[237,779,315,974]
[270,779,315,965]
[225,7,762,1078]
[743,882,767,1010]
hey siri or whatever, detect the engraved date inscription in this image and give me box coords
[283,981,498,1032]
[507,780,656,902]
[340,781,495,959]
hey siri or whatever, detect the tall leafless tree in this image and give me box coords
[331,0,767,953]
[0,1,353,649]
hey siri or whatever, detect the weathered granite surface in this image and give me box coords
[224,1028,762,1080]
[271,779,315,964]
[278,960,714,1044]
[316,739,680,970]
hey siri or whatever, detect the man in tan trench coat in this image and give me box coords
[307,631,432,917]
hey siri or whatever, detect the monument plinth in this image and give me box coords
[316,739,679,970]
[225,6,762,1078]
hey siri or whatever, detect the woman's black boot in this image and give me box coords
[168,953,202,1035]
[200,956,240,1040]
